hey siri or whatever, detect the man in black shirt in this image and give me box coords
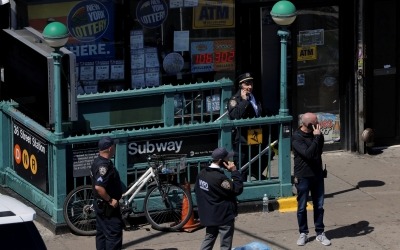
[195,147,244,250]
[91,136,124,250]
[292,112,331,246]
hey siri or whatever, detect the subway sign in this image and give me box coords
[13,120,48,193]
[128,133,218,164]
[193,0,235,29]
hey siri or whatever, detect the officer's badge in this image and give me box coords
[229,99,237,108]
[99,166,108,176]
[221,180,231,190]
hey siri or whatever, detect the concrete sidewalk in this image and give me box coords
[34,146,400,249]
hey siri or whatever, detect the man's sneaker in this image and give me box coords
[316,232,331,246]
[297,233,308,246]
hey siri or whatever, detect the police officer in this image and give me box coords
[228,73,265,180]
[195,147,244,250]
[228,72,262,120]
[91,136,124,250]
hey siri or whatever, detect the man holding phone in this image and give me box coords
[195,147,244,250]
[292,112,331,246]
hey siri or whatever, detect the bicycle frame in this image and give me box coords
[122,166,156,204]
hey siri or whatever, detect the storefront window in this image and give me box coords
[295,6,340,143]
[22,0,236,94]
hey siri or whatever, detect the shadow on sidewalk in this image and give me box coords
[323,220,374,241]
[325,180,385,199]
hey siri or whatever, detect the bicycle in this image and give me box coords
[63,154,193,236]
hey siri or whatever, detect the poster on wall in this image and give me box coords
[191,39,235,73]
[27,0,117,85]
[298,113,340,143]
[136,0,168,29]
[66,0,116,62]
[192,0,235,29]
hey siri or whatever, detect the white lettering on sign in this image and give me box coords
[140,11,166,24]
[13,124,46,154]
[128,140,183,155]
[67,43,109,56]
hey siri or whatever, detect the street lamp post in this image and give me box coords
[271,0,297,197]
[271,0,297,116]
[42,22,69,139]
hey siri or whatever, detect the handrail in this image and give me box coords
[77,78,233,102]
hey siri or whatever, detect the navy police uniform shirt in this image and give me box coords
[228,90,262,120]
[194,164,244,227]
[91,156,123,205]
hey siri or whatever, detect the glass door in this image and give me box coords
[294,6,340,144]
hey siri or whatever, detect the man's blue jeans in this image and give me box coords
[295,176,325,235]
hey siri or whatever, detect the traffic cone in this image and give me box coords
[181,181,201,232]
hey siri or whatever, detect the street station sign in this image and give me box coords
[13,120,48,193]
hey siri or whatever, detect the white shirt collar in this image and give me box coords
[209,163,221,169]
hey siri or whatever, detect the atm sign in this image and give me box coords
[193,0,235,29]
[13,120,48,193]
[297,45,317,61]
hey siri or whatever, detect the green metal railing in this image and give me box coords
[0,79,293,227]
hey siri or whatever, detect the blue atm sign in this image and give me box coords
[193,0,235,29]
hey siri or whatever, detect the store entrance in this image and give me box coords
[236,4,284,117]
[369,0,400,146]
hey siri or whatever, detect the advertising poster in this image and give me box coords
[191,39,235,73]
[298,113,340,143]
[110,60,124,80]
[191,41,214,73]
[95,61,110,80]
[213,39,235,71]
[163,52,184,74]
[193,0,235,29]
[136,0,168,29]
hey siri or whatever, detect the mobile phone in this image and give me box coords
[306,123,314,131]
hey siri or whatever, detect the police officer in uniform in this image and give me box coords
[227,73,266,180]
[91,136,124,250]
[228,72,262,120]
[195,147,244,250]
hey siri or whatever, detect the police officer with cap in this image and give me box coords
[228,72,262,119]
[228,73,266,180]
[91,136,124,250]
[195,147,244,250]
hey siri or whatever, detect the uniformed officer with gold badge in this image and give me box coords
[91,136,124,250]
[228,73,264,177]
[228,73,262,120]
[195,147,244,250]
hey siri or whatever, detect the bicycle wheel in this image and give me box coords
[144,183,192,231]
[63,185,97,236]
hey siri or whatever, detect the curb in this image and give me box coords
[276,196,312,213]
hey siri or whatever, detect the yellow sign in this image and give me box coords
[193,0,235,29]
[297,45,317,61]
[247,129,263,145]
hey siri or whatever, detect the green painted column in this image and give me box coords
[52,143,67,224]
[114,138,128,188]
[278,122,293,196]
[0,105,11,183]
